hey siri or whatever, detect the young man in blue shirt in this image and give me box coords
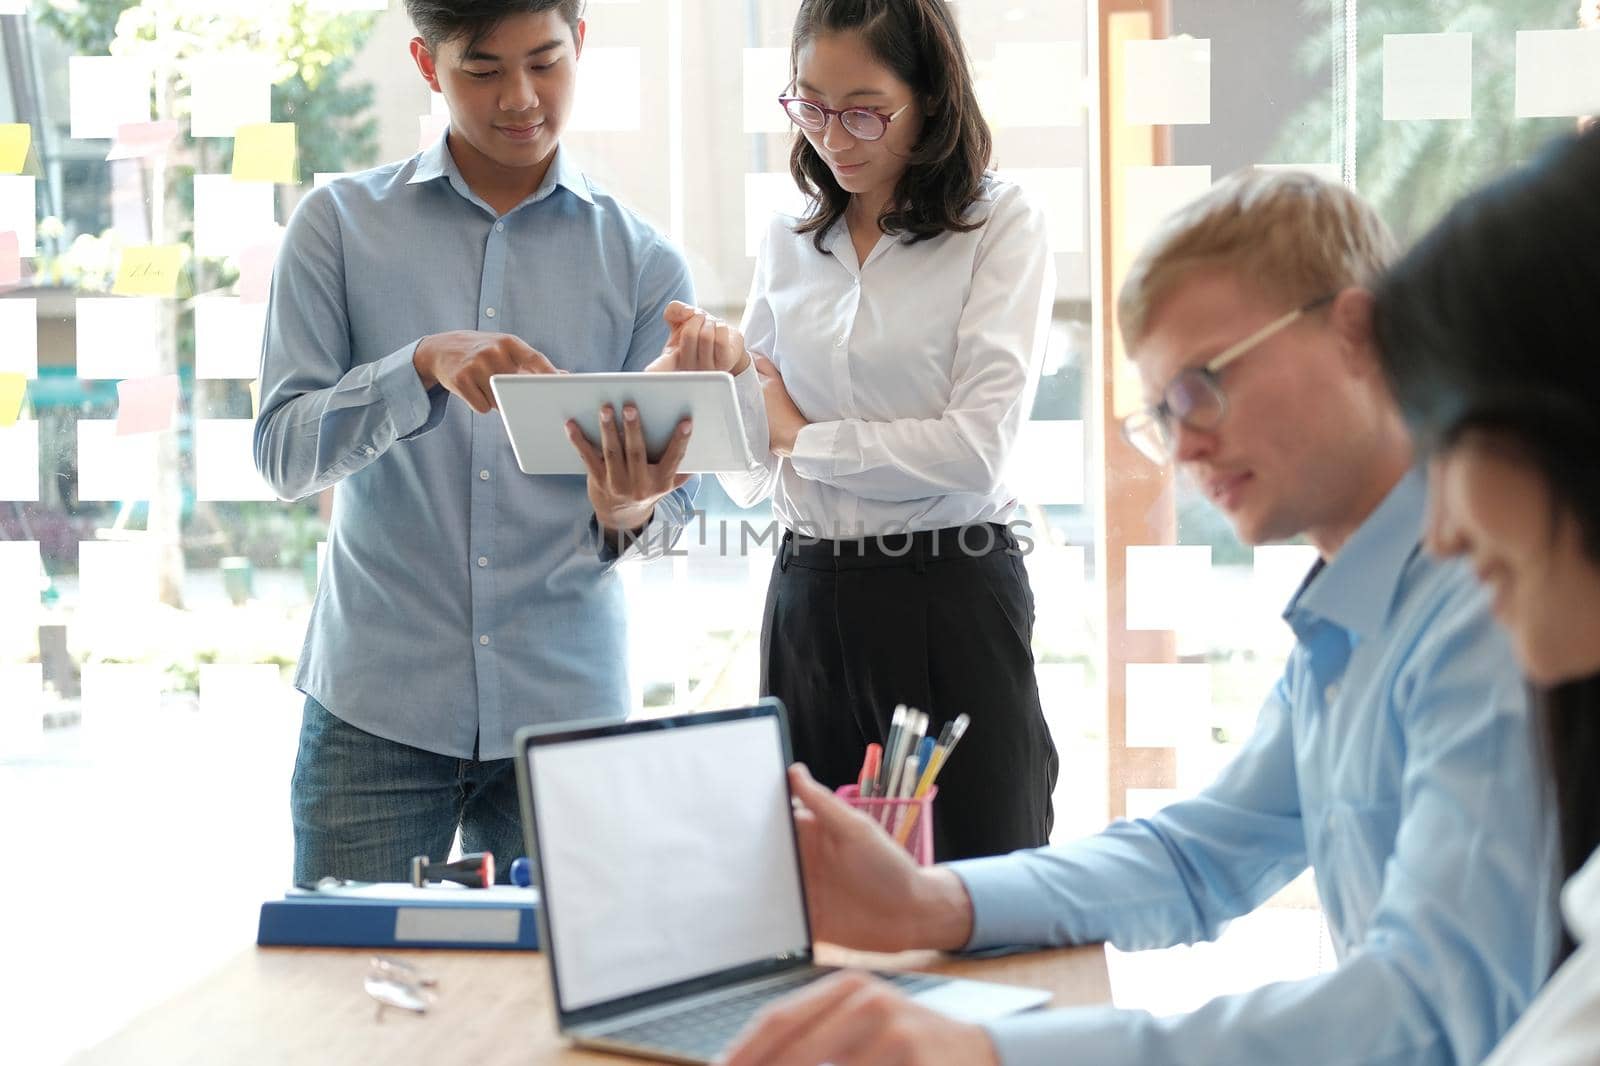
[721,172,1556,1065]
[254,0,699,883]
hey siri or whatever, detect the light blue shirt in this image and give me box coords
[254,135,696,760]
[951,470,1556,1065]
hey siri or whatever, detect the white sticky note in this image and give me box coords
[0,420,38,500]
[199,664,287,716]
[1125,662,1211,748]
[1007,420,1085,505]
[1515,30,1600,118]
[1123,37,1210,126]
[979,42,1084,129]
[996,167,1085,253]
[188,55,274,138]
[0,298,37,376]
[1250,543,1320,618]
[69,57,154,140]
[196,418,276,501]
[193,173,276,259]
[0,176,37,256]
[195,298,268,379]
[0,540,41,617]
[1382,33,1472,121]
[570,47,641,132]
[76,420,158,501]
[1123,164,1212,260]
[313,172,353,188]
[75,297,163,379]
[0,2,30,17]
[78,541,160,614]
[743,48,792,133]
[1125,544,1212,631]
[1255,162,1341,184]
[80,664,163,725]
[744,172,809,257]
[0,664,44,753]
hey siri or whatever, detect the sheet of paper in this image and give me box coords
[996,166,1085,253]
[195,297,268,379]
[979,42,1084,128]
[189,55,273,138]
[232,122,298,184]
[115,374,179,435]
[1125,662,1212,748]
[69,57,154,140]
[742,48,791,133]
[1515,29,1600,118]
[1122,164,1211,260]
[1125,544,1212,632]
[106,120,180,161]
[0,230,17,286]
[1006,419,1085,505]
[1122,37,1210,126]
[0,421,37,500]
[111,244,185,297]
[1383,32,1473,121]
[0,299,35,376]
[570,48,641,132]
[0,124,29,174]
[76,297,162,379]
[195,418,275,501]
[0,177,36,256]
[76,419,158,501]
[193,174,275,258]
[0,371,24,428]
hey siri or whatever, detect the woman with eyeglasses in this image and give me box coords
[653,0,1057,860]
[1373,127,1600,1064]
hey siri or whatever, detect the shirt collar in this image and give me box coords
[1286,467,1426,640]
[406,129,595,208]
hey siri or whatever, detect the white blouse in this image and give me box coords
[1483,847,1600,1065]
[721,176,1054,539]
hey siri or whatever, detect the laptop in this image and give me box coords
[512,699,1050,1064]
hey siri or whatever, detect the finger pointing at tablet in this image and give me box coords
[413,330,559,414]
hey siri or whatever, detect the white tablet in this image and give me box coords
[489,371,756,475]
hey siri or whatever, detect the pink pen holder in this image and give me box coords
[836,784,938,865]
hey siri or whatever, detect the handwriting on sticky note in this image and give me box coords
[112,245,185,297]
[232,123,297,184]
[116,374,180,435]
[0,372,26,428]
[0,125,30,174]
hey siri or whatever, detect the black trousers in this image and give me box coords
[760,524,1058,861]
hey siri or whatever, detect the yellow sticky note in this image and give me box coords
[0,372,25,428]
[232,123,297,184]
[112,244,185,297]
[0,125,29,175]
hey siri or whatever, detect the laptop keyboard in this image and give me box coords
[597,969,947,1061]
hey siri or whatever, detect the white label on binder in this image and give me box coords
[393,907,522,944]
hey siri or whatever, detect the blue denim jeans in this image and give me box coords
[290,697,524,883]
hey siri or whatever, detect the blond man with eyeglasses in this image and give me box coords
[720,170,1555,1066]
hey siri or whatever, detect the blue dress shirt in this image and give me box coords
[254,135,696,760]
[951,470,1556,1064]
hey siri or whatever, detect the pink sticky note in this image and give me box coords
[116,373,179,435]
[238,239,279,304]
[106,120,180,162]
[0,231,18,287]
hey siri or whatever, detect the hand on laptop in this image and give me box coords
[715,970,999,1066]
[567,403,692,538]
[413,330,559,413]
[786,764,975,954]
[647,301,752,375]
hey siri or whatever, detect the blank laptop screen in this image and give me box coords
[526,714,812,1012]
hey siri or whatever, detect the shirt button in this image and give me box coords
[477,556,488,568]
[479,634,491,646]
[495,221,505,232]
[485,307,496,318]
[834,335,845,348]
[479,469,490,481]
[364,446,376,457]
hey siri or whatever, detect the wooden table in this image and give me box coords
[71,943,1110,1065]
